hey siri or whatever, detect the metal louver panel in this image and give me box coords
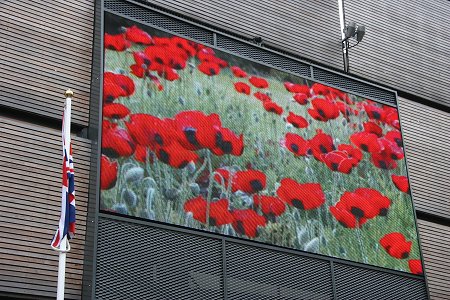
[312,67,397,106]
[96,218,224,300]
[104,0,214,45]
[334,264,428,300]
[225,242,333,300]
[216,34,311,78]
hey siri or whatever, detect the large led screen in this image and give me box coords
[101,12,423,275]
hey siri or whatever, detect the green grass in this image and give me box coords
[101,40,420,274]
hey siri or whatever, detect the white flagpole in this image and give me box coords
[56,89,73,300]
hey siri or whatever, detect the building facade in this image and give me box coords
[0,0,449,299]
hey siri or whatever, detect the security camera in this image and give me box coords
[344,21,356,39]
[356,25,365,42]
[253,36,263,44]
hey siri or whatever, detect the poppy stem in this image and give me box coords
[355,222,368,264]
[205,150,213,227]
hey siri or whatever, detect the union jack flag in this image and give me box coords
[51,109,76,249]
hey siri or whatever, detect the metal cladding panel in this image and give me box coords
[345,0,450,107]
[138,0,343,68]
[418,219,450,300]
[398,97,450,219]
[0,116,91,299]
[334,264,428,300]
[225,243,333,300]
[0,0,93,126]
[104,0,214,45]
[96,218,224,300]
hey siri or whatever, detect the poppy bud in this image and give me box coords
[178,96,186,105]
[121,189,137,207]
[186,161,196,173]
[164,188,180,201]
[304,237,319,253]
[296,227,309,246]
[145,188,155,208]
[112,203,128,215]
[125,167,144,183]
[189,183,200,196]
[142,177,157,189]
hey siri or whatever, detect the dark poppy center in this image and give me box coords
[372,111,381,120]
[143,58,151,66]
[106,95,115,103]
[307,149,313,155]
[159,149,170,163]
[250,180,263,192]
[318,109,326,118]
[291,199,305,210]
[361,144,369,152]
[209,68,217,75]
[154,133,164,145]
[290,143,299,153]
[216,132,233,154]
[401,252,410,259]
[319,145,328,154]
[379,208,388,216]
[235,220,245,235]
[178,160,189,169]
[338,221,350,228]
[331,162,339,171]
[391,154,399,160]
[209,217,217,226]
[379,160,388,169]
[350,207,365,219]
[102,147,119,159]
[268,108,276,113]
[394,138,402,147]
[155,57,164,64]
[184,128,199,146]
[264,213,276,223]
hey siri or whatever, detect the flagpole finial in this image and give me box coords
[65,89,74,98]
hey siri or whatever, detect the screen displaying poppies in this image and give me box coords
[100,12,423,275]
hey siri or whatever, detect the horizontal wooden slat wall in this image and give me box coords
[0,0,94,126]
[398,97,450,219]
[146,0,343,69]
[418,219,450,300]
[345,0,450,108]
[0,116,91,299]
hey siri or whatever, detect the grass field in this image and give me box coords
[100,15,421,274]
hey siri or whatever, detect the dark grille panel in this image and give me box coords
[334,264,428,300]
[312,67,397,106]
[96,218,224,299]
[104,0,214,44]
[225,243,333,300]
[217,34,311,78]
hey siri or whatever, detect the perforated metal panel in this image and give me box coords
[216,34,311,78]
[334,264,428,300]
[225,243,333,300]
[312,67,397,106]
[104,0,214,45]
[96,218,224,299]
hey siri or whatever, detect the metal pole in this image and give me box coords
[338,0,349,72]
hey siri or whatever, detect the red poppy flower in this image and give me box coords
[336,101,355,120]
[125,25,154,44]
[103,103,130,119]
[166,47,188,70]
[378,137,404,160]
[408,260,423,275]
[354,188,391,217]
[253,92,272,102]
[385,130,403,147]
[196,47,216,60]
[391,175,410,193]
[231,209,267,238]
[286,112,308,128]
[363,121,383,137]
[102,127,135,158]
[198,61,221,76]
[293,93,310,105]
[350,132,384,153]
[173,110,221,150]
[197,50,228,68]
[100,155,118,190]
[284,133,310,157]
[233,170,267,194]
[337,144,363,163]
[104,33,131,51]
[338,191,379,220]
[133,51,151,68]
[102,119,117,132]
[134,144,148,163]
[276,178,325,210]
[126,114,176,150]
[380,232,412,259]
[214,168,232,188]
[249,76,269,88]
[284,82,310,94]
[311,83,333,96]
[103,72,135,103]
[155,141,199,168]
[307,98,340,121]
[364,103,385,121]
[211,126,244,156]
[184,196,233,226]
[371,152,398,170]
[253,195,286,219]
[145,45,170,70]
[234,82,251,95]
[230,66,247,78]
[263,101,283,115]
[309,129,335,161]
[169,36,195,55]
[157,66,180,81]
[384,107,400,129]
[321,151,357,174]
[329,204,367,228]
[130,64,145,78]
